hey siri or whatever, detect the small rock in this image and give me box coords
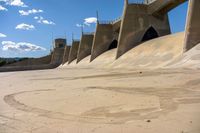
[146,120,151,123]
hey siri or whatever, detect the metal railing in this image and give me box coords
[98,17,122,25]
[128,0,146,4]
[73,39,80,42]
[128,0,156,4]
[83,32,95,35]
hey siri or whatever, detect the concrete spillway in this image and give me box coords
[64,32,184,69]
[1,0,200,72]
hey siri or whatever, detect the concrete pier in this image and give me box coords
[51,39,66,65]
[62,45,71,65]
[116,0,171,59]
[68,40,80,64]
[77,34,94,63]
[184,0,200,52]
[91,23,118,62]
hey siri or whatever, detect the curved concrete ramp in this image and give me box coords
[73,49,117,69]
[68,41,80,64]
[113,32,184,69]
[77,34,94,63]
[63,32,185,69]
[167,43,200,69]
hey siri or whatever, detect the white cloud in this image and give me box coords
[76,17,97,28]
[84,17,97,26]
[19,9,43,16]
[34,16,55,25]
[2,41,46,52]
[15,23,35,30]
[0,5,8,11]
[34,16,38,19]
[0,0,27,7]
[0,33,7,37]
[76,24,84,28]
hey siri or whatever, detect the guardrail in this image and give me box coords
[83,32,95,35]
[128,0,145,4]
[98,17,121,25]
[128,0,156,4]
[73,39,80,42]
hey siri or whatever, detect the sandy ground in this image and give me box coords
[1,67,200,133]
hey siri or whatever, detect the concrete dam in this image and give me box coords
[2,1,200,133]
[0,0,200,71]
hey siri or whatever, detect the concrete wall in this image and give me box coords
[54,38,66,48]
[68,41,80,64]
[90,24,115,62]
[51,38,66,65]
[0,63,58,72]
[0,47,65,72]
[145,0,156,4]
[148,0,187,15]
[51,47,65,65]
[62,46,71,65]
[77,34,94,63]
[7,55,52,67]
[116,3,171,59]
[184,0,200,52]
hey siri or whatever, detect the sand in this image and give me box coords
[0,67,200,133]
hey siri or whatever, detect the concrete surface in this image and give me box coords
[1,67,200,133]
[64,32,184,69]
[148,0,187,15]
[51,48,65,65]
[68,41,80,64]
[6,55,52,67]
[90,24,115,62]
[1,31,200,132]
[184,0,200,52]
[77,34,94,63]
[62,46,71,65]
[116,2,171,59]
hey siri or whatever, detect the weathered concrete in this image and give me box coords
[51,39,66,65]
[68,40,80,64]
[148,0,187,16]
[6,55,52,67]
[144,0,156,4]
[184,0,200,52]
[54,38,66,48]
[77,34,94,63]
[116,1,171,59]
[0,63,58,72]
[90,23,119,62]
[62,45,71,65]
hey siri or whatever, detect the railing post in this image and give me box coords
[125,0,129,6]
[96,11,99,24]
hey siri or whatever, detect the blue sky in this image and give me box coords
[0,0,188,58]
